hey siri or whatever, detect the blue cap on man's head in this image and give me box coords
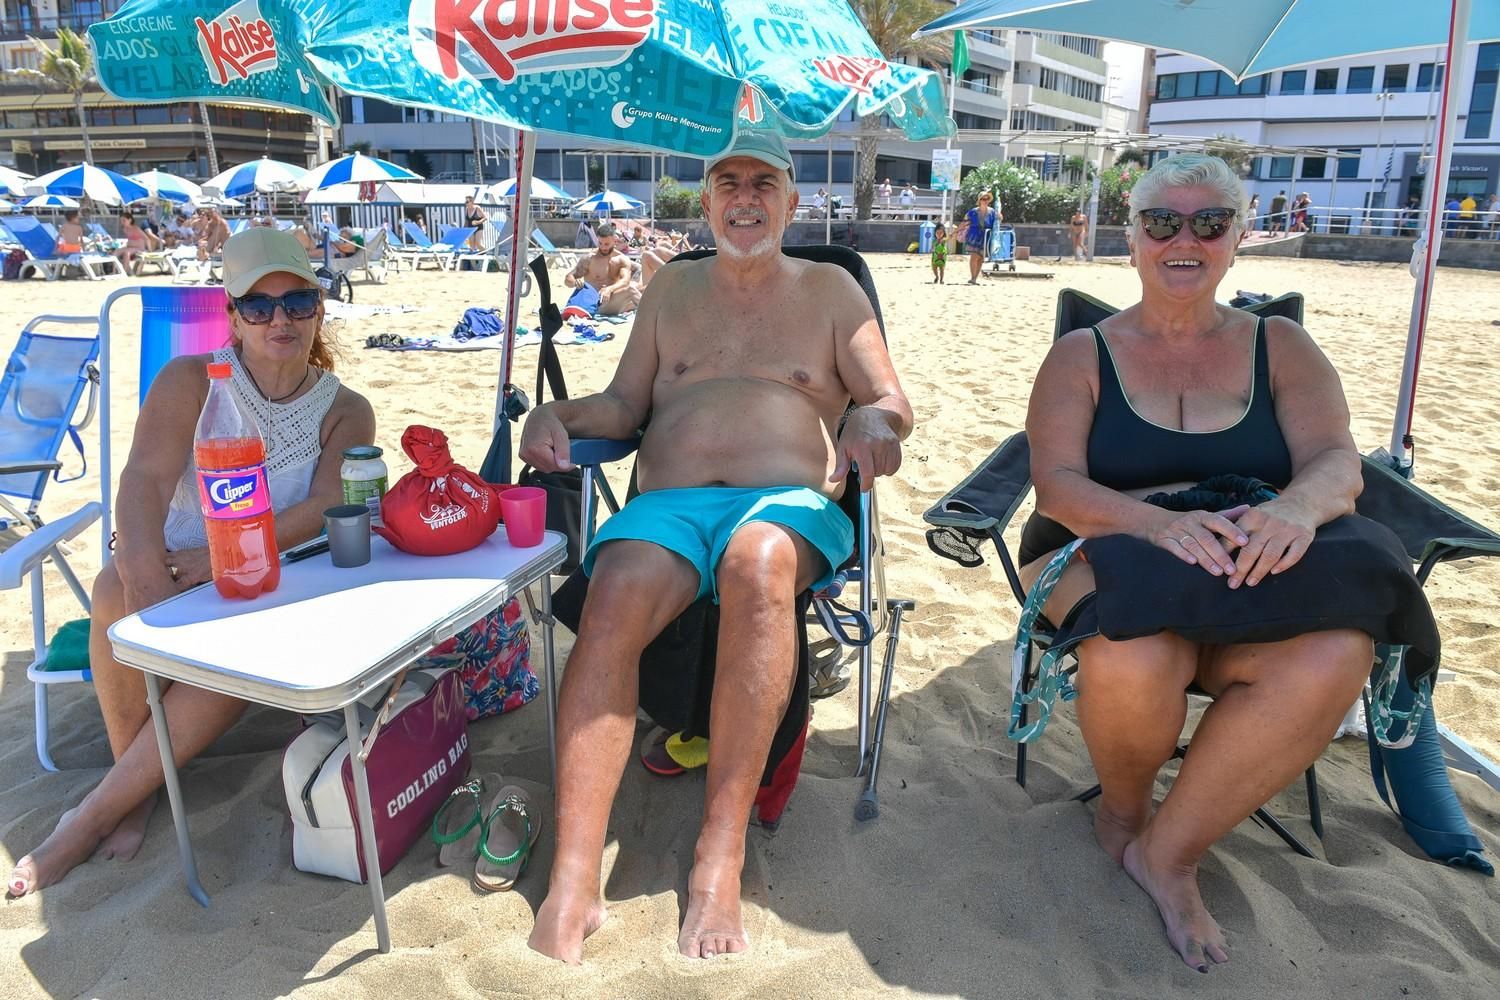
[704,130,794,181]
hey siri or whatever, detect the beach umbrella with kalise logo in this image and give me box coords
[85,0,955,479]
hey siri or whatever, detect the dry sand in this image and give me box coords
[2,252,1498,998]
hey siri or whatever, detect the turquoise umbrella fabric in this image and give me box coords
[917,1,1500,79]
[86,0,954,154]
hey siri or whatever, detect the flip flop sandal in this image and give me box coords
[473,785,543,892]
[808,636,852,699]
[430,772,501,867]
[639,726,709,777]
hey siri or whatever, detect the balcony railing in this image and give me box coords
[1,5,125,41]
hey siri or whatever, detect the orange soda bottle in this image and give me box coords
[194,362,280,598]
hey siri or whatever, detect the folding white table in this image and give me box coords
[109,530,567,953]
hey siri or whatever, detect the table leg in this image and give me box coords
[541,576,559,790]
[145,672,208,907]
[345,703,391,954]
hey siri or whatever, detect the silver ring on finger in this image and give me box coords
[1179,535,1194,546]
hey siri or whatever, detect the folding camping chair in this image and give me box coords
[325,228,391,284]
[923,287,1500,862]
[2,285,230,770]
[529,246,912,823]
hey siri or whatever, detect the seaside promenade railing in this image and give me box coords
[1248,205,1500,240]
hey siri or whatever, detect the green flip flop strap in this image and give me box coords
[430,780,483,845]
[478,796,532,867]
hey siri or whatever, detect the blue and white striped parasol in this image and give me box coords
[24,164,149,206]
[483,176,577,203]
[204,158,308,199]
[299,153,422,191]
[0,165,30,197]
[129,169,204,204]
[572,190,645,216]
[20,195,81,209]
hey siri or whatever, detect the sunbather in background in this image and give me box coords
[1022,154,1371,972]
[519,130,912,964]
[8,229,374,898]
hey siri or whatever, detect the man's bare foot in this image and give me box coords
[8,806,107,898]
[97,791,158,861]
[1122,834,1229,973]
[528,885,607,965]
[1094,801,1148,865]
[678,855,748,959]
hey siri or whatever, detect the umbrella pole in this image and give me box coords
[495,128,535,453]
[1390,0,1470,473]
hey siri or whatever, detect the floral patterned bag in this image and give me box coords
[420,597,537,720]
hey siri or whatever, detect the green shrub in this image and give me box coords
[654,177,702,219]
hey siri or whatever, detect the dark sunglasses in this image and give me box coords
[232,288,322,325]
[1137,207,1237,242]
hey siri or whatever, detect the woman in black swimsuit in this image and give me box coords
[1025,155,1370,973]
[463,195,488,250]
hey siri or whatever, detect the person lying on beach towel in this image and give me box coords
[1018,154,1407,974]
[517,130,911,965]
[564,221,640,317]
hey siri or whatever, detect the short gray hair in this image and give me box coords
[1127,154,1247,243]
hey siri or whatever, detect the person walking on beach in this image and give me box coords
[1268,190,1287,234]
[1070,208,1089,261]
[961,191,998,284]
[521,129,910,965]
[931,222,949,282]
[1246,194,1260,231]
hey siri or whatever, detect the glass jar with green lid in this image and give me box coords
[341,445,388,514]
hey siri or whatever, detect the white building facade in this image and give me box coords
[1148,46,1500,232]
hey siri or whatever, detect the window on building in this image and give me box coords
[1280,70,1306,95]
[1416,62,1444,92]
[1466,43,1500,139]
[1314,68,1339,94]
[1197,71,1220,97]
[1300,157,1327,179]
[134,106,168,126]
[1269,156,1294,179]
[1383,65,1409,92]
[1239,75,1268,95]
[1176,73,1198,99]
[1156,75,1177,100]
[1337,149,1360,179]
[1347,66,1374,93]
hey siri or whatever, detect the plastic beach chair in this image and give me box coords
[485,246,913,826]
[530,227,580,271]
[1,286,231,770]
[1,216,123,280]
[922,287,1500,869]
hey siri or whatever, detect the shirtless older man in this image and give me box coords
[520,130,912,964]
[564,222,641,315]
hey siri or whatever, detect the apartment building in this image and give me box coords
[1148,46,1500,230]
[0,0,317,178]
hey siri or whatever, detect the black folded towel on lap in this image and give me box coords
[1076,514,1440,688]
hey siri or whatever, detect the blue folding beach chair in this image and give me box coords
[1,216,121,280]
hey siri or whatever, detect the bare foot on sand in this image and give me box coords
[8,806,108,898]
[96,791,158,861]
[678,855,748,959]
[1122,835,1229,973]
[1094,801,1148,865]
[528,884,607,965]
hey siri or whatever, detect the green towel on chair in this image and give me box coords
[45,618,90,673]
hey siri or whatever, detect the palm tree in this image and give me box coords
[847,0,949,219]
[199,103,221,177]
[24,28,95,164]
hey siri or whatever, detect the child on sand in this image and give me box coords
[931,223,948,283]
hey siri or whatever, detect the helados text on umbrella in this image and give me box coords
[417,0,657,83]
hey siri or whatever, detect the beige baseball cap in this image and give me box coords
[704,130,794,180]
[222,226,319,298]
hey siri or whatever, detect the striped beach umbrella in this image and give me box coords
[24,164,149,206]
[299,153,422,191]
[129,169,204,204]
[20,195,81,209]
[0,165,30,197]
[572,190,645,216]
[0,197,14,211]
[204,158,307,198]
[483,176,576,204]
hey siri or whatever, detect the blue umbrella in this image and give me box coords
[129,169,204,204]
[20,195,80,209]
[917,0,1497,473]
[24,164,150,206]
[299,152,423,190]
[572,190,646,216]
[483,176,577,203]
[0,165,30,197]
[204,158,308,199]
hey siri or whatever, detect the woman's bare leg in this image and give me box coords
[1123,630,1372,972]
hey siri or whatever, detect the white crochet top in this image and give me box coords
[162,348,341,551]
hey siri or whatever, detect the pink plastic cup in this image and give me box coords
[500,486,547,547]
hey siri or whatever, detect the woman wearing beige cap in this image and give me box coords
[10,228,375,897]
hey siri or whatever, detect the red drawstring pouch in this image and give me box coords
[376,426,500,556]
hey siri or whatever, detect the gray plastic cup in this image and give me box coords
[323,504,372,568]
